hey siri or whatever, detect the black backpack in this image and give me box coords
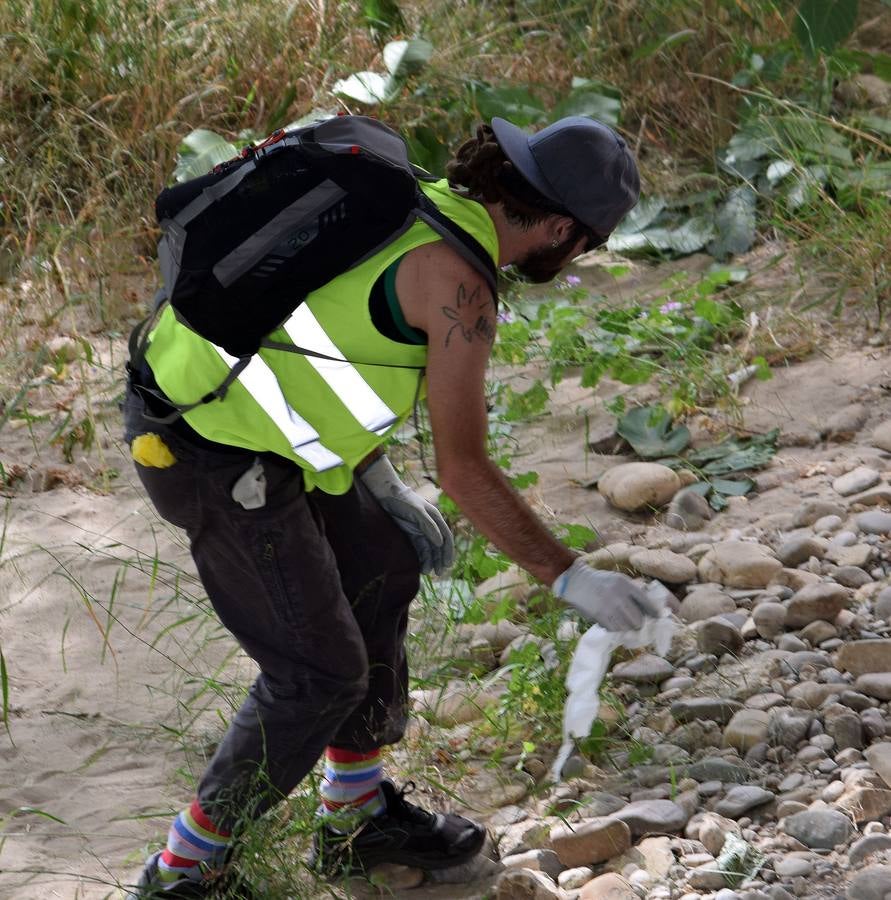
[155,114,497,359]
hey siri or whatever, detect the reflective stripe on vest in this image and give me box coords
[282,304,399,435]
[211,345,343,472]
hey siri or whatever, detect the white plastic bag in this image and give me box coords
[551,586,676,782]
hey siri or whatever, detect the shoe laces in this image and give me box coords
[390,781,436,827]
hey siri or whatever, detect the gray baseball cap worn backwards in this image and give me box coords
[491,115,640,237]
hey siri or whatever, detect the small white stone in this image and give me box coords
[558,866,595,889]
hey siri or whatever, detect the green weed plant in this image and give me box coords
[494,267,763,418]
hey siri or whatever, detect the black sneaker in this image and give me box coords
[310,780,486,875]
[124,852,211,898]
[124,850,257,899]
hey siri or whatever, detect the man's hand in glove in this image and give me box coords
[359,456,454,576]
[552,558,664,631]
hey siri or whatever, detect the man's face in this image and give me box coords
[513,232,589,284]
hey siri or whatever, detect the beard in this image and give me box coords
[512,232,581,284]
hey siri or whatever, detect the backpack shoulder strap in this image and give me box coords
[413,192,498,299]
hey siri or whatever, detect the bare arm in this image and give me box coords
[405,245,575,585]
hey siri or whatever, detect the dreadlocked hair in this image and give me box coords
[446,123,566,230]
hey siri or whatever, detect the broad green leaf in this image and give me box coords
[503,379,549,421]
[613,195,666,234]
[362,0,405,38]
[794,0,859,58]
[405,125,450,176]
[611,356,659,385]
[777,116,850,161]
[333,72,397,105]
[558,523,599,549]
[818,142,854,165]
[580,358,609,389]
[473,84,545,127]
[710,476,755,496]
[693,297,720,324]
[616,405,691,458]
[723,128,775,165]
[686,428,779,475]
[860,115,891,138]
[667,215,715,255]
[708,186,757,260]
[752,356,773,380]
[833,161,891,192]
[510,471,540,489]
[701,451,771,474]
[569,77,622,97]
[173,129,237,182]
[711,265,750,284]
[553,90,621,126]
[766,160,795,184]
[786,165,828,209]
[761,49,794,82]
[383,38,433,78]
[833,48,891,80]
[608,228,674,254]
[665,188,722,210]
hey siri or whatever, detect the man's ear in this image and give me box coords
[548,214,576,245]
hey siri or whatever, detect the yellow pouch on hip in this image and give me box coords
[131,433,177,468]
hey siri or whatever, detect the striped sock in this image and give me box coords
[157,799,231,888]
[318,747,385,832]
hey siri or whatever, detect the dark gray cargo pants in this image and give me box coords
[123,383,420,830]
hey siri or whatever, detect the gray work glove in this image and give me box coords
[552,557,664,631]
[360,456,455,576]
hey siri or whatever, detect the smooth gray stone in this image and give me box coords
[849,834,891,867]
[778,536,825,567]
[875,586,891,621]
[857,511,891,535]
[671,697,743,725]
[774,856,813,877]
[612,654,676,684]
[784,809,854,849]
[794,500,846,527]
[840,691,874,711]
[697,617,744,656]
[611,799,689,837]
[783,651,831,673]
[768,708,814,750]
[835,565,873,588]
[577,792,626,818]
[686,757,750,784]
[713,785,775,818]
[847,864,891,900]
[856,673,891,701]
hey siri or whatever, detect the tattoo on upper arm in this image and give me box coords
[441,283,495,347]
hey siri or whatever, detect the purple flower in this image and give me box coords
[659,301,683,314]
[565,275,582,287]
[497,309,515,324]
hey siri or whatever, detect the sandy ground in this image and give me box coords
[1,251,889,898]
